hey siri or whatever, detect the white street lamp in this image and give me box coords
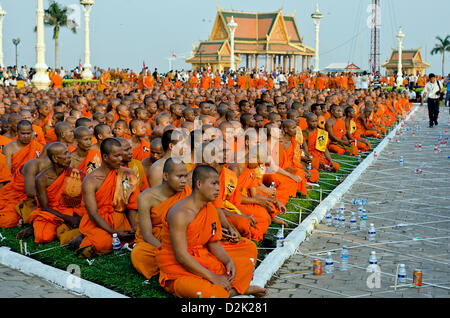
[311,4,323,73]
[31,0,51,90]
[227,16,237,72]
[396,27,405,87]
[80,0,94,80]
[0,5,6,68]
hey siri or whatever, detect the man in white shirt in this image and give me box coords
[421,73,443,127]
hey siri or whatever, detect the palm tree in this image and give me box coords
[43,1,78,69]
[430,35,450,77]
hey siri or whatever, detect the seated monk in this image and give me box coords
[129,119,150,162]
[155,165,267,298]
[75,138,139,258]
[325,105,358,156]
[70,127,102,174]
[116,137,149,193]
[54,122,77,152]
[131,158,191,279]
[148,129,184,188]
[0,120,44,228]
[303,114,340,172]
[17,143,87,245]
[355,102,382,139]
[142,137,163,180]
[203,140,258,265]
[91,123,114,153]
[343,106,371,153]
[229,143,286,242]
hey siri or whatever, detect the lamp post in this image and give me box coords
[31,0,50,90]
[396,27,405,87]
[0,5,5,68]
[80,0,94,80]
[227,16,237,72]
[12,38,20,68]
[311,4,323,73]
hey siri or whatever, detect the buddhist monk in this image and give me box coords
[325,105,358,156]
[303,113,340,172]
[71,127,102,174]
[128,119,150,162]
[156,165,267,298]
[18,143,87,245]
[0,120,43,228]
[116,137,149,192]
[344,106,371,153]
[131,158,190,279]
[148,129,184,187]
[75,138,139,258]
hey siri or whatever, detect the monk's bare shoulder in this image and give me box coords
[2,139,19,154]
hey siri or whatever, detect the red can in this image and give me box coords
[313,260,322,275]
[413,270,423,286]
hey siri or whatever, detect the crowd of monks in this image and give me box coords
[0,68,414,298]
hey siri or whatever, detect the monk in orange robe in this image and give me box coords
[237,73,246,90]
[21,143,87,244]
[200,72,212,90]
[343,106,371,153]
[303,114,340,172]
[97,70,110,91]
[213,72,222,88]
[116,137,149,191]
[131,158,191,279]
[266,76,274,90]
[227,74,235,88]
[156,165,266,298]
[129,119,150,162]
[355,104,381,138]
[50,70,63,88]
[75,138,139,258]
[0,121,43,228]
[325,105,358,156]
[70,127,102,174]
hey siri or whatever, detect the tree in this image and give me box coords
[43,1,78,70]
[430,35,450,78]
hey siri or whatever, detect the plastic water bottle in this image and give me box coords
[112,233,121,254]
[399,156,404,166]
[368,251,378,272]
[340,246,349,272]
[276,228,284,248]
[339,210,346,229]
[325,252,334,274]
[307,162,312,171]
[415,142,418,151]
[350,212,357,229]
[397,264,407,284]
[270,182,276,197]
[368,223,376,242]
[325,209,332,226]
[418,142,422,152]
[333,210,340,228]
[360,209,367,230]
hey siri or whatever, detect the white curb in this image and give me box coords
[251,105,421,288]
[0,246,128,298]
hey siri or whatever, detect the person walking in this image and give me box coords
[421,73,444,127]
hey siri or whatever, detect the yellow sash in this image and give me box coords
[350,119,357,135]
[315,129,328,152]
[113,167,138,212]
[222,168,241,215]
[128,159,144,189]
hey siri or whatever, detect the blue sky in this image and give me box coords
[1,0,449,75]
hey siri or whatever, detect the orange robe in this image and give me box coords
[348,119,371,152]
[227,76,234,88]
[156,202,254,298]
[231,168,271,242]
[0,140,43,228]
[126,159,150,191]
[304,129,340,172]
[76,149,102,174]
[299,117,308,131]
[50,74,63,88]
[328,118,358,156]
[44,128,57,144]
[355,116,380,138]
[200,76,212,90]
[266,78,274,90]
[131,187,191,279]
[0,153,12,184]
[28,167,87,244]
[237,76,246,90]
[132,139,150,162]
[0,135,11,152]
[214,76,222,88]
[78,167,139,253]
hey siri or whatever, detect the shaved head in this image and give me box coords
[191,164,218,190]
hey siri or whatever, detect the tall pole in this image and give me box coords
[396,27,405,87]
[311,4,323,73]
[81,0,94,80]
[13,39,21,68]
[227,16,237,72]
[31,0,50,90]
[0,5,5,68]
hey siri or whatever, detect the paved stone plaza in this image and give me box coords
[0,264,84,298]
[266,105,450,298]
